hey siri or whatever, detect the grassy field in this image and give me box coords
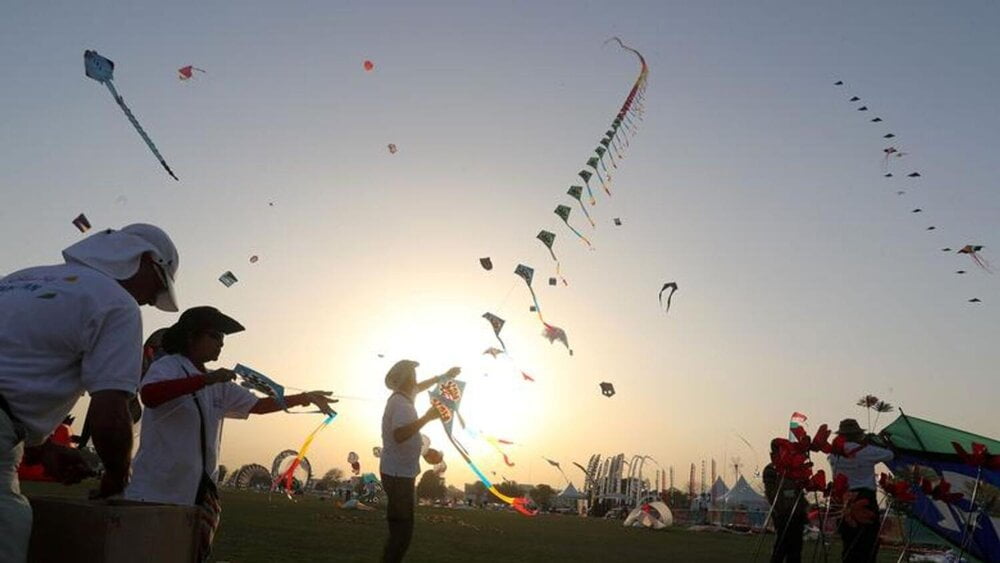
[24,482,908,562]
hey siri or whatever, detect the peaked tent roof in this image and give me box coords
[558,483,587,499]
[719,475,768,508]
[710,476,729,499]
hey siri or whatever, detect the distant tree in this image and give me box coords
[417,470,446,500]
[317,468,345,491]
[495,480,521,499]
[530,484,556,510]
[445,485,465,502]
[217,465,228,484]
[662,487,689,508]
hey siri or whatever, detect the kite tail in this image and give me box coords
[567,222,593,249]
[548,249,569,286]
[593,168,612,196]
[577,201,596,228]
[274,412,336,495]
[582,179,596,206]
[104,82,179,181]
[526,285,543,318]
[446,432,536,516]
[607,148,618,169]
[973,254,992,273]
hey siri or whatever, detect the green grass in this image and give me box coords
[23,482,908,562]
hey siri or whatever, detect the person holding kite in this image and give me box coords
[125,306,333,559]
[380,360,460,563]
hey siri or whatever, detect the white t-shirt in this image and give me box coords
[0,263,142,444]
[125,354,258,506]
[828,442,894,490]
[380,392,421,478]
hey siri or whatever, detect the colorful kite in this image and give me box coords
[566,186,596,228]
[429,379,536,516]
[363,60,374,71]
[275,412,337,495]
[233,364,286,409]
[658,282,678,314]
[177,66,206,80]
[72,213,92,233]
[84,50,178,181]
[958,245,990,272]
[219,271,238,287]
[482,313,507,353]
[554,204,592,249]
[515,264,571,354]
[536,230,567,286]
[578,170,597,205]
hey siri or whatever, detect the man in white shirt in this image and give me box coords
[0,224,179,562]
[827,418,894,563]
[380,360,459,563]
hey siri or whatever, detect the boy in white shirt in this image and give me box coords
[380,360,459,563]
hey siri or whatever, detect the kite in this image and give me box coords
[884,133,896,139]
[543,457,572,485]
[885,173,893,178]
[849,96,861,102]
[957,245,990,272]
[600,382,615,397]
[177,65,206,80]
[515,264,571,354]
[567,186,596,228]
[658,282,678,314]
[373,446,382,458]
[84,50,178,181]
[956,270,966,275]
[522,372,535,382]
[536,230,567,286]
[912,209,922,213]
[219,271,238,287]
[586,157,611,197]
[363,60,374,71]
[429,380,536,516]
[72,213,92,233]
[234,364,286,409]
[554,204,593,249]
[387,143,397,154]
[834,81,843,86]
[927,226,936,231]
[908,172,921,178]
[969,298,982,303]
[249,255,259,264]
[857,106,868,111]
[275,412,337,495]
[482,313,507,353]
[482,347,504,358]
[942,248,953,252]
[577,170,597,205]
[613,218,622,226]
[479,257,493,271]
[548,277,557,286]
[871,117,883,123]
[882,413,1000,562]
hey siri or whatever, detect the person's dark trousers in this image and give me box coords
[771,513,806,563]
[839,488,880,562]
[381,473,416,563]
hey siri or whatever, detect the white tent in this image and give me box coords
[624,501,673,530]
[718,475,768,510]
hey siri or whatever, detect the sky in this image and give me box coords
[2,1,998,492]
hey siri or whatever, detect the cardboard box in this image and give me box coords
[28,496,198,562]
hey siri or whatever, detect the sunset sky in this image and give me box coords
[2,1,998,492]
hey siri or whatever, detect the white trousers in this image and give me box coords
[0,411,30,563]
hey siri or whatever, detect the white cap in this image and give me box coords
[62,223,179,311]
